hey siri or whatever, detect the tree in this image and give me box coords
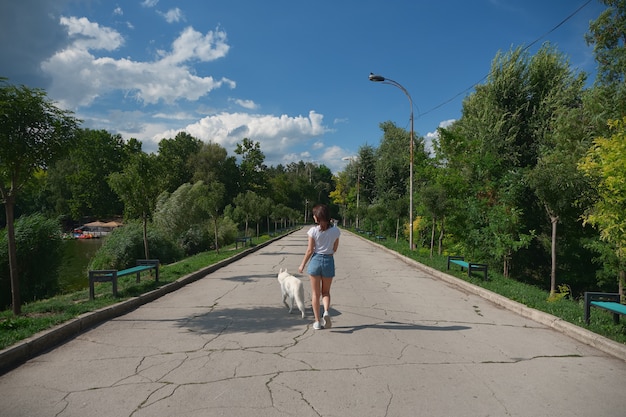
[108,151,162,260]
[522,45,589,295]
[46,129,131,220]
[579,117,626,297]
[233,191,261,237]
[157,132,203,193]
[585,0,626,85]
[585,0,626,134]
[190,141,240,203]
[199,181,226,253]
[0,80,79,315]
[235,138,267,193]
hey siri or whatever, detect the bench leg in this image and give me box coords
[89,280,95,301]
[584,293,592,324]
[112,276,118,297]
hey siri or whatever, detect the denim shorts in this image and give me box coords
[307,253,335,277]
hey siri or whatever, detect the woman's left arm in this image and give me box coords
[299,236,315,273]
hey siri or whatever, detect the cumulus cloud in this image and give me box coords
[41,18,233,108]
[151,110,351,172]
[424,119,456,154]
[159,8,184,24]
[156,110,328,150]
[231,98,259,110]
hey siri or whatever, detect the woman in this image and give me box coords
[299,204,341,330]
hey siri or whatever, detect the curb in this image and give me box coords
[0,230,298,375]
[357,233,626,363]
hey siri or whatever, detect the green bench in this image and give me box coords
[447,255,489,280]
[235,236,252,249]
[89,259,160,300]
[584,292,626,324]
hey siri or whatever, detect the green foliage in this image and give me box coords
[45,129,131,220]
[89,221,183,270]
[0,214,63,308]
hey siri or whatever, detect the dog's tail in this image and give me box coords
[296,283,306,318]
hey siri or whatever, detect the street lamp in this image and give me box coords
[368,73,414,250]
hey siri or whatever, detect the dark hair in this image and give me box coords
[312,204,332,230]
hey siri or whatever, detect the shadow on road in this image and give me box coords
[175,306,311,334]
[330,321,471,334]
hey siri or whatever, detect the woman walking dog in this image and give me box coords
[299,204,341,330]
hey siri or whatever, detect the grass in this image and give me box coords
[1,229,625,352]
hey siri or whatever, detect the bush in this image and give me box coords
[89,221,183,270]
[0,214,63,308]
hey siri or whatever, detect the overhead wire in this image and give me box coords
[416,0,594,120]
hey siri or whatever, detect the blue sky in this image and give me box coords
[1,0,605,173]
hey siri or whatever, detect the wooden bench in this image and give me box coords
[447,255,489,280]
[89,259,160,300]
[235,236,252,249]
[584,292,626,324]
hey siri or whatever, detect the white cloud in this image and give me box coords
[156,110,328,150]
[162,26,230,64]
[42,19,233,107]
[60,16,123,51]
[160,8,184,24]
[231,98,259,110]
[141,0,158,8]
[113,7,123,16]
[425,119,456,154]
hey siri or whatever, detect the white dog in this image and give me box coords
[277,268,306,318]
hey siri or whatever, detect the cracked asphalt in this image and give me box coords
[1,227,625,417]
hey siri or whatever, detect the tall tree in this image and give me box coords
[235,138,267,193]
[190,141,239,203]
[198,181,225,253]
[579,117,626,297]
[46,129,131,220]
[523,45,589,295]
[108,151,162,260]
[585,0,626,132]
[157,132,203,193]
[0,80,79,315]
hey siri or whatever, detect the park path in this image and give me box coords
[0,227,625,416]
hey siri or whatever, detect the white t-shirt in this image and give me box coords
[307,225,341,255]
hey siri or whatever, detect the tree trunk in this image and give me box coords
[142,213,150,260]
[5,195,21,315]
[438,217,445,255]
[430,217,436,258]
[395,217,399,243]
[213,217,220,254]
[550,214,558,295]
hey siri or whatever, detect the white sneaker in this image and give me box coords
[322,311,331,329]
[313,321,323,330]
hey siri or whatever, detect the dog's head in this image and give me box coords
[277,268,289,282]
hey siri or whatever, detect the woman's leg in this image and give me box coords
[321,277,333,314]
[309,275,322,323]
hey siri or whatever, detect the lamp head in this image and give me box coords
[369,73,385,82]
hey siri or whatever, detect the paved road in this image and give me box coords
[1,228,625,417]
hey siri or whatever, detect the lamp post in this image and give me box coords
[368,73,414,250]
